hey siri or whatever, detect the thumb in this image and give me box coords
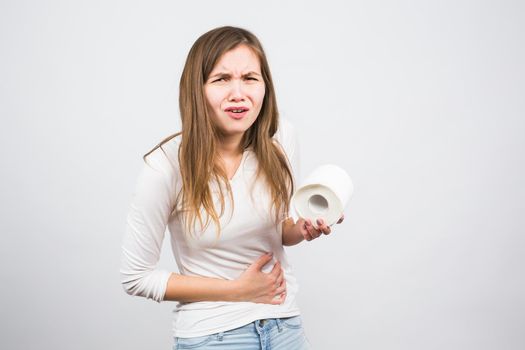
[251,252,273,271]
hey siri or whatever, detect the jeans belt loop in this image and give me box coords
[276,318,283,332]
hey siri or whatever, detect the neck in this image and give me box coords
[216,133,244,158]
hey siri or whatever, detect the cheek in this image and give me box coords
[253,86,266,106]
[205,87,223,109]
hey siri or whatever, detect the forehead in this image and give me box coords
[211,45,261,73]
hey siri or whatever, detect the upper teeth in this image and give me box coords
[231,109,244,113]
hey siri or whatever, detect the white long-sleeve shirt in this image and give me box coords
[120,118,302,338]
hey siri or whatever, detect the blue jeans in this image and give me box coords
[173,316,311,349]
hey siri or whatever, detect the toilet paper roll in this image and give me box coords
[291,164,353,227]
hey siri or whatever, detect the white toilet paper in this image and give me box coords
[291,164,353,227]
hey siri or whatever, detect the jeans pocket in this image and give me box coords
[174,334,213,349]
[281,315,303,329]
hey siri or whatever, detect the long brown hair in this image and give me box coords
[143,26,294,238]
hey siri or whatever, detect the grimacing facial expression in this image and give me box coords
[204,44,266,138]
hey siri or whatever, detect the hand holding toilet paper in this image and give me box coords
[291,164,353,228]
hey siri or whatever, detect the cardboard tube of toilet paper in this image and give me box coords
[291,164,353,227]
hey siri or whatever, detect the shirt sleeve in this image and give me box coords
[274,118,301,224]
[120,146,178,303]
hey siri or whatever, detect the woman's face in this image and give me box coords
[205,44,266,140]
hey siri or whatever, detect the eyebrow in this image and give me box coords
[208,71,262,79]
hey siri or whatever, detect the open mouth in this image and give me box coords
[225,107,249,113]
[224,107,249,119]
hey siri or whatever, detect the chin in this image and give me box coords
[219,117,256,135]
[225,127,250,136]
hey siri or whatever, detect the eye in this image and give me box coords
[212,77,227,83]
[245,76,259,81]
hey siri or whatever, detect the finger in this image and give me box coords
[316,219,331,235]
[271,291,287,305]
[270,261,281,276]
[306,220,321,239]
[309,229,320,239]
[317,219,330,235]
[301,221,313,241]
[253,252,273,270]
[306,218,319,231]
[304,231,314,241]
[280,292,288,304]
[272,279,287,305]
[275,277,286,294]
[275,269,284,287]
[304,219,315,235]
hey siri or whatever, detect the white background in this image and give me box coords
[1,0,524,349]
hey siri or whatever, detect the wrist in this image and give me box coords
[282,219,304,246]
[229,279,244,302]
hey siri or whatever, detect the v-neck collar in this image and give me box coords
[228,148,250,182]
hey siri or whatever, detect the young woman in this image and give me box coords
[120,26,344,350]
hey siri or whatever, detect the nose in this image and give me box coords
[228,79,245,102]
